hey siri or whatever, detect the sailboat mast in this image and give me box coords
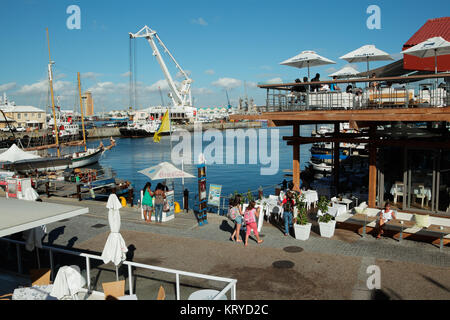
[77,72,87,152]
[46,28,60,157]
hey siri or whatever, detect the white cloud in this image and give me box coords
[192,87,214,95]
[88,82,128,95]
[204,69,215,75]
[82,72,102,79]
[0,82,16,92]
[212,78,242,90]
[260,65,272,71]
[16,79,74,96]
[121,71,132,77]
[265,77,282,84]
[176,70,191,79]
[191,17,208,26]
[246,81,258,88]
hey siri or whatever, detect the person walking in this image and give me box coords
[153,183,166,223]
[243,201,264,247]
[282,191,295,236]
[229,196,243,243]
[142,182,154,223]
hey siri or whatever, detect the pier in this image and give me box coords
[231,73,450,215]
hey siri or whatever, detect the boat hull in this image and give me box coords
[69,148,104,169]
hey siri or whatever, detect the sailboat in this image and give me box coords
[1,29,114,173]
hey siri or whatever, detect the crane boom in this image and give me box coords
[129,26,192,108]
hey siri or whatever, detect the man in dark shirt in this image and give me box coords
[311,73,320,92]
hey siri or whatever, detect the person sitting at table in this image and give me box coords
[330,76,341,92]
[311,73,321,92]
[282,192,296,236]
[376,201,397,239]
[369,73,379,91]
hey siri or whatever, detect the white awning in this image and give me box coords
[0,198,88,237]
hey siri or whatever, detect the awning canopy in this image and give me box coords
[0,198,88,237]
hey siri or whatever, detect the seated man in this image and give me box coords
[376,201,397,239]
[330,76,341,92]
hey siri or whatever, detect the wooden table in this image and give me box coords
[348,214,378,238]
[386,219,416,243]
[427,225,450,251]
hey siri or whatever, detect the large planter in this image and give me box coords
[293,223,312,240]
[319,220,336,238]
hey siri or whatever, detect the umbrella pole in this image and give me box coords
[116,266,119,281]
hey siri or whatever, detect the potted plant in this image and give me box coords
[317,196,336,238]
[293,193,312,240]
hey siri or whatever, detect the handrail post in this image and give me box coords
[232,281,236,300]
[176,273,180,300]
[128,264,133,295]
[85,256,91,291]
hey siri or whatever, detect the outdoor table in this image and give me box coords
[188,289,227,300]
[385,219,415,243]
[337,198,353,211]
[302,190,318,210]
[349,214,378,238]
[321,204,347,217]
[12,284,57,300]
[427,225,450,251]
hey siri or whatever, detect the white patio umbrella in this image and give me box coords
[138,162,195,180]
[401,36,450,74]
[101,194,128,281]
[50,265,86,300]
[328,65,360,79]
[280,50,336,80]
[340,45,393,73]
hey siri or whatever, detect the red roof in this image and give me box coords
[403,17,450,48]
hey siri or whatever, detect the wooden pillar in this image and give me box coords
[293,124,300,192]
[368,125,377,208]
[334,123,340,196]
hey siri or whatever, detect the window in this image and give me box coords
[17,113,21,119]
[38,113,41,118]
[24,113,28,118]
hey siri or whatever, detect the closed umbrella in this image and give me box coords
[401,36,450,74]
[340,44,393,73]
[22,187,46,269]
[101,194,128,281]
[280,50,336,80]
[50,265,86,300]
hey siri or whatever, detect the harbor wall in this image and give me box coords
[0,121,263,142]
[86,121,263,139]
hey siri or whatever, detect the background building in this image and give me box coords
[82,91,94,116]
[0,93,46,130]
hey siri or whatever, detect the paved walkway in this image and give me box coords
[3,195,450,300]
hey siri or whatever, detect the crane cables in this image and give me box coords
[129,35,138,110]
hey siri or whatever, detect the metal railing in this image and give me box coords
[262,79,449,112]
[0,237,237,300]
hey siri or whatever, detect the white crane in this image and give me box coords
[129,26,193,109]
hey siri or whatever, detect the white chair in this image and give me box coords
[415,185,427,208]
[393,182,404,204]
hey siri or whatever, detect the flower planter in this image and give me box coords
[293,223,312,240]
[319,220,336,238]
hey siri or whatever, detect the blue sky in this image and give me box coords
[0,0,448,112]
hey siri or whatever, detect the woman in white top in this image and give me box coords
[377,202,397,239]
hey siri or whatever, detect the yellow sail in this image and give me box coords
[153,110,170,143]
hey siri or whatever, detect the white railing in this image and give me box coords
[0,237,237,300]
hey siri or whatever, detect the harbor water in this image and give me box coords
[58,123,315,209]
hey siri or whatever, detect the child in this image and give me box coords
[243,201,264,247]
